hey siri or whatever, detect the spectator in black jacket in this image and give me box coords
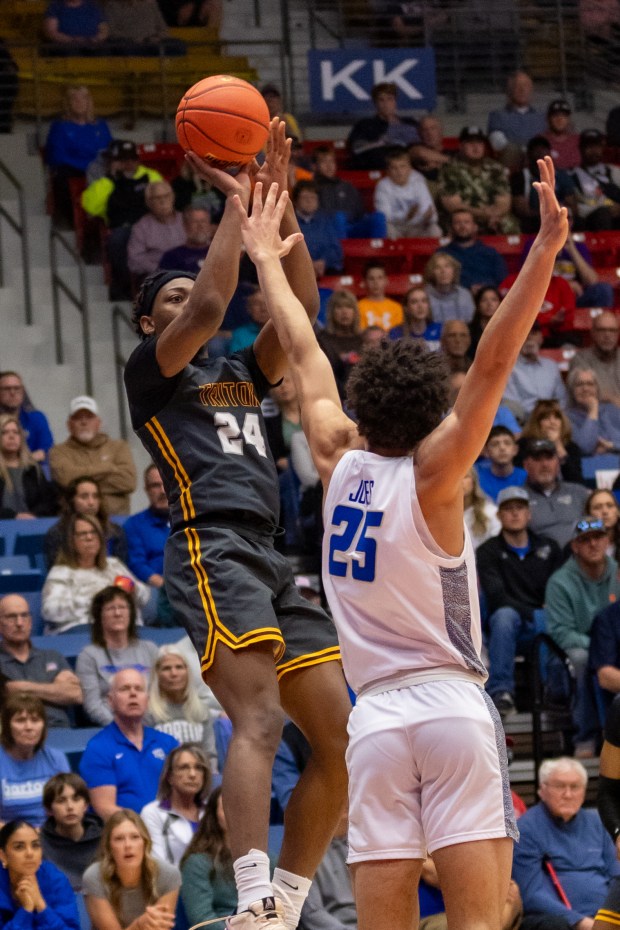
[0,415,57,519]
[346,81,419,170]
[40,773,103,892]
[476,485,563,718]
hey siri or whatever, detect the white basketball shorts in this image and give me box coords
[346,678,518,863]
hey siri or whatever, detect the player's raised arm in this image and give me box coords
[233,182,359,483]
[251,120,321,382]
[152,156,251,376]
[416,156,568,501]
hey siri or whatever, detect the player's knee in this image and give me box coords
[237,699,286,753]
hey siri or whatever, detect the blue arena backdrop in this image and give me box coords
[308,47,437,114]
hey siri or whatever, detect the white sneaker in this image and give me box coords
[226,898,288,930]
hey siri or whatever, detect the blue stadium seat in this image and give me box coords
[581,454,620,489]
[32,631,91,664]
[268,823,284,856]
[46,726,101,771]
[14,532,51,573]
[22,590,43,634]
[75,892,91,930]
[0,569,44,594]
[140,626,185,646]
[0,555,31,573]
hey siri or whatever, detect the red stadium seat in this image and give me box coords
[341,238,411,275]
[137,142,185,179]
[318,272,423,298]
[480,234,526,274]
[393,237,442,273]
[539,347,578,373]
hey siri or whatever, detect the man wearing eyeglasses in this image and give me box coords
[513,756,620,930]
[0,593,82,726]
[545,518,620,757]
[570,313,620,409]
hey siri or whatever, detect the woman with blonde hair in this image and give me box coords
[0,413,57,519]
[83,809,180,930]
[519,398,583,482]
[45,84,112,228]
[389,285,442,350]
[146,648,217,770]
[423,252,475,324]
[317,290,364,395]
[463,466,500,549]
[42,513,150,634]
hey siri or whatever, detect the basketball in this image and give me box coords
[176,75,270,168]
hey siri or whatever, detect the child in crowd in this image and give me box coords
[357,260,404,331]
[373,146,441,239]
[40,773,104,892]
[476,426,527,502]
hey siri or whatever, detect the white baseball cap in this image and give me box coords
[69,395,99,417]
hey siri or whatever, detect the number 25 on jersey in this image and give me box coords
[328,505,383,582]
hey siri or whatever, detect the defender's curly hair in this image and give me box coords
[346,340,450,450]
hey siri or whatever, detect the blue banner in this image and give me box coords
[308,48,436,114]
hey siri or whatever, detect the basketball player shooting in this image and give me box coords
[231,157,568,930]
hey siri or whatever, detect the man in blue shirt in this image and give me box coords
[124,464,170,622]
[438,209,508,291]
[476,426,526,502]
[0,371,54,464]
[513,756,620,930]
[79,667,178,819]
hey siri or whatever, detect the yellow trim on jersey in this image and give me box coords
[144,416,288,675]
[276,646,342,681]
[201,630,286,674]
[146,417,195,522]
[596,910,620,927]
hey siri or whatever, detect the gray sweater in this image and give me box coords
[76,640,159,725]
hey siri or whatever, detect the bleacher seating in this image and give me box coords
[4,0,257,120]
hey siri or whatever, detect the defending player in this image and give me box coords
[230,158,568,930]
[123,122,350,930]
[595,696,620,930]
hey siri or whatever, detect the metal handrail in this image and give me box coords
[112,303,135,441]
[0,160,33,325]
[49,230,93,394]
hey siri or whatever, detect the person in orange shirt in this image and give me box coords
[357,260,404,331]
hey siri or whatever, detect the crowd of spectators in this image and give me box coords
[7,56,620,930]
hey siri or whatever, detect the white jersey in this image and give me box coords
[322,450,487,696]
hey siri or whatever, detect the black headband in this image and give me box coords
[139,270,197,317]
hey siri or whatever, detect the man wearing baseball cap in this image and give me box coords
[522,437,589,547]
[49,396,136,515]
[573,129,620,230]
[545,517,620,755]
[476,485,562,717]
[81,140,164,299]
[544,99,580,170]
[437,124,519,234]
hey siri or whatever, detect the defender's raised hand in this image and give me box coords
[533,155,569,254]
[232,181,303,263]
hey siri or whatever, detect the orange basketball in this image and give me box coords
[176,75,270,168]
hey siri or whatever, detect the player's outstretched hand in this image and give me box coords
[184,151,252,205]
[232,181,303,263]
[255,118,291,193]
[533,155,568,255]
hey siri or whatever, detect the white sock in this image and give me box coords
[234,849,273,912]
[272,867,312,930]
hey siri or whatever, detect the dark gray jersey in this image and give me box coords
[124,338,280,531]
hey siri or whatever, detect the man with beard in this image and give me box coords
[437,209,508,290]
[49,396,137,515]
